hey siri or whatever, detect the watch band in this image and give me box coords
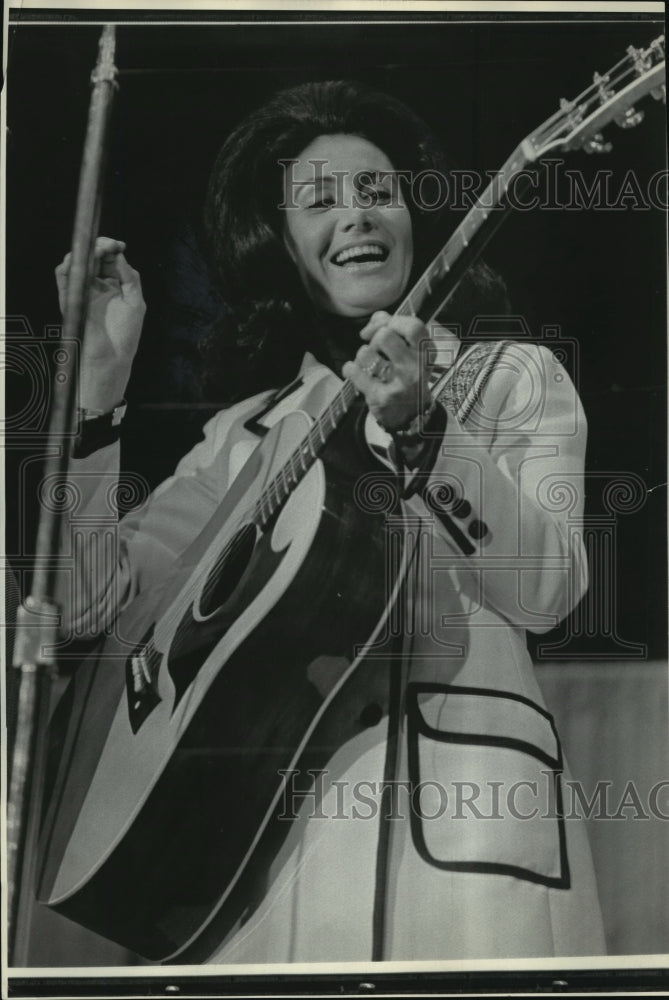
[390,398,448,498]
[72,400,127,458]
[389,395,439,447]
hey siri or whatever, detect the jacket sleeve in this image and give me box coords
[55,396,266,639]
[366,342,588,634]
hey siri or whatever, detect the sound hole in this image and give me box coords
[198,523,258,619]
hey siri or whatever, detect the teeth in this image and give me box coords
[333,244,387,265]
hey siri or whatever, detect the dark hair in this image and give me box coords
[201,80,509,400]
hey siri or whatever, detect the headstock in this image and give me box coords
[523,35,665,161]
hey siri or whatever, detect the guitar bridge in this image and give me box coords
[125,632,162,733]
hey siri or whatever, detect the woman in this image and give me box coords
[55,81,605,963]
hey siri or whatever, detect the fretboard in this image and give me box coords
[396,141,531,324]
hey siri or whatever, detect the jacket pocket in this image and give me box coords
[406,682,569,888]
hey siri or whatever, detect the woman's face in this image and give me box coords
[282,134,413,318]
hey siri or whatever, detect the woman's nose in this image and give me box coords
[338,207,375,232]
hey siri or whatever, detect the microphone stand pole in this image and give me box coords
[7,25,118,965]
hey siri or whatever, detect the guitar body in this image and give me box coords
[36,405,405,961]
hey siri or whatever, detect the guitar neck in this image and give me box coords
[252,378,358,528]
[396,141,532,324]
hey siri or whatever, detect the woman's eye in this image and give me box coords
[310,196,336,209]
[357,187,392,206]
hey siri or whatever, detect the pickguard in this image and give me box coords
[166,523,288,711]
[125,626,161,734]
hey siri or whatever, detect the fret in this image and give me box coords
[273,476,284,511]
[308,433,321,463]
[286,451,297,485]
[277,466,288,504]
[267,479,279,517]
[307,427,319,453]
[429,256,448,286]
[262,485,272,522]
[325,405,338,433]
[258,491,268,526]
[288,461,298,489]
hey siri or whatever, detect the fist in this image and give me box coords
[342,311,433,431]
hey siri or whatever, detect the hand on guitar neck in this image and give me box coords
[342,310,434,434]
[55,235,146,413]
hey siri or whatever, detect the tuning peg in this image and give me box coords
[649,35,665,61]
[651,84,666,103]
[560,97,585,130]
[593,72,614,105]
[615,106,645,129]
[627,44,653,77]
[582,132,613,154]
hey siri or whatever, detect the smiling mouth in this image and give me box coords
[331,244,390,267]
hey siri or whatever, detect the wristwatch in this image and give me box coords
[389,396,439,448]
[72,399,127,458]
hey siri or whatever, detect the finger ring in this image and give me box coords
[376,360,393,383]
[363,357,393,382]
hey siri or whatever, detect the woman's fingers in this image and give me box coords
[93,236,126,259]
[55,239,141,302]
[359,310,391,341]
[114,253,145,306]
[361,312,428,346]
[95,239,128,281]
[54,252,72,304]
[343,344,397,400]
[342,358,378,397]
[360,312,430,367]
[344,315,433,430]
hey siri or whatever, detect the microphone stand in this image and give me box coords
[7,25,118,965]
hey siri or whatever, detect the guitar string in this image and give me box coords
[133,44,664,694]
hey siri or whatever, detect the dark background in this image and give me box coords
[5,15,667,658]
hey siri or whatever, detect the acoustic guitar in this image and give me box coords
[37,38,665,961]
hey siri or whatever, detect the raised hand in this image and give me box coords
[55,236,146,412]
